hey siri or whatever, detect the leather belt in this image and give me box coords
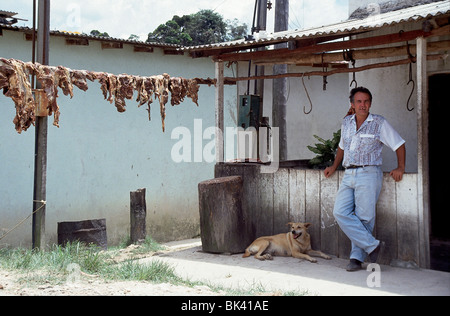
[346,165,364,169]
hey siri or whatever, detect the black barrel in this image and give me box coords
[58,219,107,250]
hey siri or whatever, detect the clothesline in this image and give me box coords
[0,57,214,133]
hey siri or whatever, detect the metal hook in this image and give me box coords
[322,53,328,91]
[407,63,415,112]
[350,60,358,88]
[302,73,313,115]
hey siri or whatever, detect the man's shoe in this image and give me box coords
[346,259,362,272]
[369,241,386,264]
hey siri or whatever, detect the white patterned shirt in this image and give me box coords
[338,114,405,168]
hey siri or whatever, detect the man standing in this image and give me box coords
[324,87,406,272]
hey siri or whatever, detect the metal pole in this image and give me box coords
[254,0,268,98]
[32,0,50,250]
[272,0,289,161]
[256,0,268,33]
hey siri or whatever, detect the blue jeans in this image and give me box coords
[333,166,383,262]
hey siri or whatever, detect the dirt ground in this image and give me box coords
[0,270,221,296]
[0,240,222,296]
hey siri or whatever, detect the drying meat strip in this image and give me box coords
[187,79,200,106]
[154,73,170,132]
[70,69,95,92]
[135,76,155,121]
[169,77,188,106]
[0,58,36,133]
[55,66,73,98]
[115,74,136,113]
[34,63,62,127]
[92,71,118,104]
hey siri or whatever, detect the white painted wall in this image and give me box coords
[237,64,357,163]
[237,20,450,174]
[0,29,236,248]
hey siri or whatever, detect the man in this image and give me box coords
[324,87,406,272]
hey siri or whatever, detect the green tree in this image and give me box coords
[147,9,248,46]
[90,30,110,38]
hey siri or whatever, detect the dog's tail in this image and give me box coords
[242,249,251,258]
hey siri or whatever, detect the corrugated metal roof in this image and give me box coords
[182,0,450,52]
[0,25,181,49]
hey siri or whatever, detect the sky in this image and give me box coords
[2,0,349,41]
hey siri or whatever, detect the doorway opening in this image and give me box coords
[429,73,450,272]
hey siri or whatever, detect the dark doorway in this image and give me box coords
[429,73,450,272]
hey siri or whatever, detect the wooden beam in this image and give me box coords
[215,62,224,164]
[224,54,445,82]
[101,42,123,49]
[416,36,430,269]
[214,26,449,64]
[65,38,89,46]
[254,40,450,65]
[134,45,154,53]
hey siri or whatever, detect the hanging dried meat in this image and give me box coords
[186,79,200,106]
[0,57,203,134]
[154,73,170,132]
[0,58,35,133]
[34,63,65,128]
[115,74,136,113]
[70,70,95,92]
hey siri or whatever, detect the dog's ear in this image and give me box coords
[286,222,293,227]
[304,223,312,229]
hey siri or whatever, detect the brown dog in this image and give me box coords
[242,222,331,263]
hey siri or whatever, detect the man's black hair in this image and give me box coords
[350,87,373,103]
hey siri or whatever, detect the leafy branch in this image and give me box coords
[307,130,341,168]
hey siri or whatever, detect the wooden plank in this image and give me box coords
[416,36,431,269]
[255,40,450,66]
[198,176,246,254]
[396,174,420,264]
[289,169,306,223]
[337,170,351,259]
[215,29,427,63]
[134,45,154,53]
[376,173,397,265]
[130,188,147,244]
[258,172,274,237]
[320,171,339,256]
[101,42,123,49]
[273,168,290,234]
[215,62,224,163]
[243,164,261,242]
[65,38,89,46]
[305,170,321,251]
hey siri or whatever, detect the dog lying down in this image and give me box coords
[243,222,332,263]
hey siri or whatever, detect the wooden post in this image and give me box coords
[198,176,248,254]
[215,62,224,164]
[416,36,430,269]
[272,0,289,161]
[32,0,50,250]
[130,188,147,244]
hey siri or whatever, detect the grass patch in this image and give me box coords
[0,240,308,296]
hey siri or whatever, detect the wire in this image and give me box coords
[0,201,46,242]
[289,2,303,29]
[213,0,230,12]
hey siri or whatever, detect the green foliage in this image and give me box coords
[147,9,248,46]
[307,130,341,168]
[90,30,110,38]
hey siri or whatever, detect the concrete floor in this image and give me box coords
[140,239,450,296]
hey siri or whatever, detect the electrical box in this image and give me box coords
[237,95,262,162]
[238,95,261,129]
